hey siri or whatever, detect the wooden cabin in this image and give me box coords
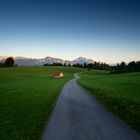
[53,71,64,78]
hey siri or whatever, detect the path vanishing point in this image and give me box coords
[41,74,140,140]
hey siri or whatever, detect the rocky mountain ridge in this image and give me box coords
[0,56,95,66]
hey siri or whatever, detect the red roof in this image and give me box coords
[53,71,62,76]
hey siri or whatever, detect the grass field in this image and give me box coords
[78,70,140,133]
[0,66,85,140]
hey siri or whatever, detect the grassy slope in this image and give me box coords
[78,70,140,133]
[0,66,85,140]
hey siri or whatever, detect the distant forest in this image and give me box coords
[44,62,110,71]
[111,61,140,74]
[44,61,140,74]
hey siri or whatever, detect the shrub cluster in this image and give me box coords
[0,57,15,67]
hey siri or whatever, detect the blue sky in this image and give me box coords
[0,0,140,63]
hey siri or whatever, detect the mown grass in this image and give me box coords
[78,70,140,133]
[0,66,85,140]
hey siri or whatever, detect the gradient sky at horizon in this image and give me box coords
[0,0,140,63]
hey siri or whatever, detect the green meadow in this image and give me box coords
[0,66,85,140]
[78,70,140,133]
[1,66,140,140]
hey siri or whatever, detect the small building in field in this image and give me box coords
[53,71,64,78]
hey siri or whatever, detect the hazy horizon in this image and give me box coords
[0,0,140,63]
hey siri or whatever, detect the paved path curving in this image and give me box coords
[41,74,140,140]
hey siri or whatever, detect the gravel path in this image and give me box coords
[41,74,140,140]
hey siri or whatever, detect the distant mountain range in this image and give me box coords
[0,56,95,66]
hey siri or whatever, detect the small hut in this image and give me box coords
[53,71,64,78]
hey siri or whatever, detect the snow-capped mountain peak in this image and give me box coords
[73,57,94,65]
[0,56,95,66]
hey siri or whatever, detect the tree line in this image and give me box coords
[73,62,110,71]
[44,60,140,74]
[44,61,110,71]
[111,61,140,74]
[43,63,64,66]
[0,57,15,67]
